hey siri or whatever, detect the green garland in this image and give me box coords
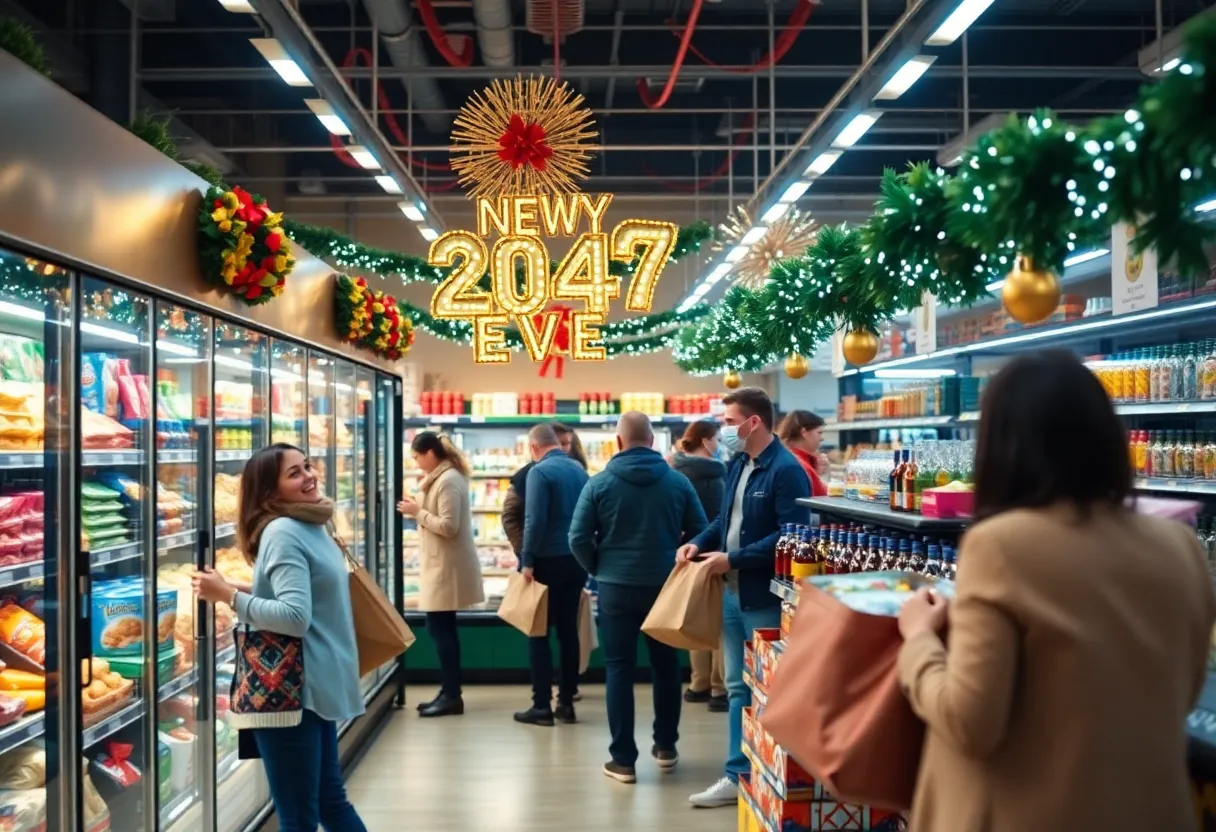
[673,287,778,375]
[0,19,49,76]
[129,111,225,187]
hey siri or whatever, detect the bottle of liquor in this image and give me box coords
[923,544,943,579]
[789,527,811,582]
[817,526,833,574]
[878,537,898,571]
[906,540,927,574]
[862,534,883,572]
[826,527,842,574]
[811,527,828,576]
[801,527,821,579]
[942,545,957,581]
[888,450,902,512]
[848,533,866,573]
[774,524,791,581]
[894,538,911,571]
[903,448,920,513]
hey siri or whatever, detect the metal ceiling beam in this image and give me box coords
[138,64,1146,82]
[115,23,1168,34]
[246,0,441,230]
[168,106,1131,117]
[211,143,943,152]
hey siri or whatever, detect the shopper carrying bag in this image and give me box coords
[397,431,484,717]
[894,351,1216,832]
[640,559,723,651]
[498,570,549,636]
[193,443,367,832]
[343,544,414,677]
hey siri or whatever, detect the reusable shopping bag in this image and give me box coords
[498,571,549,636]
[578,589,598,673]
[759,576,925,811]
[343,547,415,676]
[640,559,723,651]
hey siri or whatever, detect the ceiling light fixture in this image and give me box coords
[398,201,426,222]
[740,227,767,245]
[804,150,843,177]
[374,175,403,194]
[761,203,791,223]
[217,0,256,11]
[346,145,381,170]
[725,245,749,263]
[249,38,312,87]
[418,226,440,242]
[304,99,351,136]
[874,56,937,101]
[778,181,811,204]
[925,0,997,46]
[873,368,958,379]
[831,111,882,149]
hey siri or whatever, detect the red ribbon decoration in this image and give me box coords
[536,304,573,379]
[497,114,554,172]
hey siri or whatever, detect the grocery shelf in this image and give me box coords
[0,560,44,590]
[83,698,144,747]
[158,529,198,551]
[215,449,252,463]
[1135,477,1216,495]
[0,452,44,469]
[770,578,799,605]
[82,450,144,466]
[800,496,970,532]
[90,530,202,568]
[157,449,196,464]
[742,670,768,709]
[825,415,957,432]
[739,786,780,832]
[405,413,714,428]
[830,403,1216,433]
[0,713,45,756]
[214,523,237,540]
[1117,401,1216,416]
[159,668,199,702]
[216,749,242,786]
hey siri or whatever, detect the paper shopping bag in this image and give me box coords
[641,559,723,651]
[759,580,923,811]
[498,571,549,636]
[347,556,415,677]
[578,589,598,673]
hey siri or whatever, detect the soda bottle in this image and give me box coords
[942,546,957,581]
[848,533,867,573]
[923,544,943,579]
[862,534,883,571]
[774,525,791,581]
[878,537,899,571]
[894,538,912,571]
[906,540,927,574]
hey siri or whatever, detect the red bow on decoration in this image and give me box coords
[230,186,270,227]
[497,114,554,172]
[536,304,573,379]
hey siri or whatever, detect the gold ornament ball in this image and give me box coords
[1001,255,1061,324]
[842,329,880,366]
[723,370,742,389]
[784,353,810,379]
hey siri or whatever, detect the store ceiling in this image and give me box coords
[9,0,1207,214]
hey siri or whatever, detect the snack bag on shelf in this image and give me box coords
[0,603,45,667]
[0,693,26,727]
[79,409,133,450]
[0,788,46,831]
[0,746,44,790]
[89,742,141,801]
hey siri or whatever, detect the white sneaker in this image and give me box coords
[688,776,738,808]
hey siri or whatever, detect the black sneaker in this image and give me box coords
[684,688,711,703]
[555,703,577,724]
[415,692,441,712]
[572,690,583,702]
[652,745,679,771]
[707,694,729,713]
[513,707,555,726]
[603,761,637,783]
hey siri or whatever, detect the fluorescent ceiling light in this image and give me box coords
[1137,10,1213,75]
[419,226,440,242]
[761,203,791,223]
[724,245,749,263]
[832,111,882,149]
[217,0,255,10]
[398,201,426,222]
[249,38,312,87]
[874,56,937,101]
[705,263,733,286]
[925,0,997,46]
[1197,198,1216,213]
[873,368,957,379]
[304,99,350,136]
[778,181,811,204]
[740,227,767,245]
[374,175,402,194]
[157,340,199,357]
[804,150,843,177]
[346,145,381,170]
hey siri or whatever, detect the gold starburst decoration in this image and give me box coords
[450,76,598,199]
[713,206,818,288]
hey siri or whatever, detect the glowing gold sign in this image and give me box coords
[429,193,677,364]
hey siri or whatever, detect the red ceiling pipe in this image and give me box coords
[635,0,705,109]
[673,0,815,74]
[413,0,475,67]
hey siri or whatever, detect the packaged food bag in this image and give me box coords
[497,571,549,637]
[759,572,948,811]
[640,559,723,651]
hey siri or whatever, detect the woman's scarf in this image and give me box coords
[417,460,454,498]
[247,497,336,560]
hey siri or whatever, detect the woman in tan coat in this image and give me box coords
[898,350,1215,832]
[398,431,485,717]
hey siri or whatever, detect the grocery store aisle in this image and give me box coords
[345,684,738,831]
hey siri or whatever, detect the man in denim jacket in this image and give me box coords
[677,387,811,808]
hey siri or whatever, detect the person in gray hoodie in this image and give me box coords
[570,412,707,784]
[670,420,729,712]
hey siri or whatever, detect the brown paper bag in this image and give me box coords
[578,589,598,673]
[759,582,923,811]
[640,559,723,651]
[498,571,549,636]
[347,557,415,677]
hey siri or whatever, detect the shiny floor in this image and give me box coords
[344,684,740,831]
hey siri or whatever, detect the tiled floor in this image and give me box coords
[344,684,740,831]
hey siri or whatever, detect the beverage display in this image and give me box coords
[1131,431,1216,480]
[1090,340,1216,404]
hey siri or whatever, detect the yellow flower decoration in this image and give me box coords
[221,263,237,284]
[218,220,232,233]
[231,220,247,236]
[274,255,288,273]
[221,192,239,211]
[210,207,229,223]
[372,302,385,314]
[235,233,254,260]
[264,212,283,227]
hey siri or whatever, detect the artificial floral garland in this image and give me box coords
[675,15,1216,377]
[334,274,415,360]
[197,186,295,305]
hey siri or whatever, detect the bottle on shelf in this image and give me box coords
[1179,433,1196,479]
[907,540,927,574]
[923,544,943,579]
[1193,432,1206,480]
[1170,345,1186,402]
[1204,341,1216,400]
[879,537,899,571]
[845,532,863,573]
[774,524,791,582]
[1185,344,1200,401]
[791,527,820,582]
[903,447,919,513]
[862,533,883,572]
[816,526,833,575]
[889,450,902,512]
[942,545,957,580]
[825,527,841,574]
[894,538,912,571]
[1205,435,1216,480]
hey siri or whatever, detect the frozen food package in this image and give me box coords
[79,409,133,449]
[134,375,151,418]
[0,693,26,728]
[0,337,32,383]
[80,354,109,415]
[0,788,46,831]
[94,473,140,506]
[21,342,42,384]
[0,745,45,789]
[0,603,45,666]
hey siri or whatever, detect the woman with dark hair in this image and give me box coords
[777,410,829,496]
[193,444,366,831]
[397,431,484,717]
[671,420,728,711]
[896,350,1215,832]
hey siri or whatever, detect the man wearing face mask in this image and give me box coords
[678,388,810,809]
[568,412,707,784]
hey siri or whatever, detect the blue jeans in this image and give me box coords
[253,709,367,832]
[722,586,781,782]
[597,582,682,766]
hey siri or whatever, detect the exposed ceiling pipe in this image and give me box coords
[472,0,515,68]
[359,0,449,134]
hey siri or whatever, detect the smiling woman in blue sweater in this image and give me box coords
[193,443,366,832]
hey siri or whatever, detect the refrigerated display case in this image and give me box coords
[0,244,405,832]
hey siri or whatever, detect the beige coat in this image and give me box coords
[414,461,485,612]
[899,505,1215,832]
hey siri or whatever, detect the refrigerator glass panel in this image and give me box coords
[269,341,305,449]
[306,354,337,523]
[154,302,211,830]
[78,276,156,831]
[355,369,373,570]
[0,249,71,829]
[332,360,358,553]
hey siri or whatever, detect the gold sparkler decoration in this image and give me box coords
[450,76,598,199]
[713,206,819,289]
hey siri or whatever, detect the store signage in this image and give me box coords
[913,292,937,355]
[1111,222,1158,315]
[429,193,677,366]
[830,329,846,378]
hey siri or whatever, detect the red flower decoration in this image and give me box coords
[497,114,553,172]
[265,232,282,254]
